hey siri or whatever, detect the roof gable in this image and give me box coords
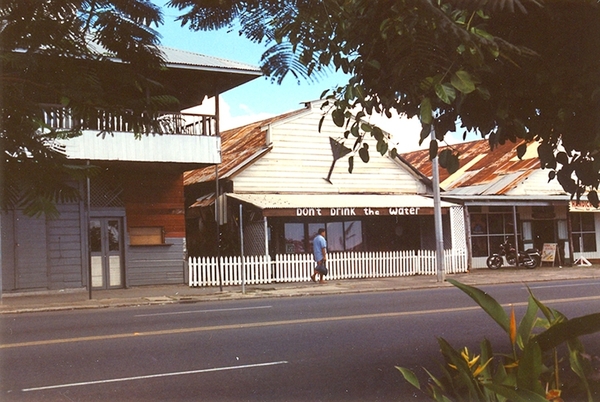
[185,102,430,195]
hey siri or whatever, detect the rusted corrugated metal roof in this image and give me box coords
[183,108,307,186]
[401,139,541,195]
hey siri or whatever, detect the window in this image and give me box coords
[325,221,363,252]
[470,211,517,257]
[284,223,306,253]
[571,213,596,252]
[129,227,164,246]
[285,221,363,253]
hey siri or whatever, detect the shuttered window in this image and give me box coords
[129,227,164,246]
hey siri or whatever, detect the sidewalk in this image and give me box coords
[2,265,600,314]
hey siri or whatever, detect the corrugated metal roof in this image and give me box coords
[228,193,458,209]
[183,107,309,186]
[160,47,262,75]
[401,139,542,195]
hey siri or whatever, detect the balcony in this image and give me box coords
[41,105,221,165]
[41,104,218,136]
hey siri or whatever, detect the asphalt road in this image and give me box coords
[2,279,600,401]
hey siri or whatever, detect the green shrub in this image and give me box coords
[397,279,600,401]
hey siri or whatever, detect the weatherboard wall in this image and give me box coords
[232,107,427,195]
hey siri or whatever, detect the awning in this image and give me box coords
[227,193,459,217]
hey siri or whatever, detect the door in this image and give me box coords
[89,218,124,289]
[532,219,556,251]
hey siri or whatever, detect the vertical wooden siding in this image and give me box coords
[47,202,84,289]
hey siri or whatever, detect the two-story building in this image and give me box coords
[1,47,261,292]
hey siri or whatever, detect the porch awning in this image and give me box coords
[227,193,459,217]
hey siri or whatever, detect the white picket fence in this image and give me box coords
[188,249,468,287]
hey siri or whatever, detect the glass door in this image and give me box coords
[89,218,123,289]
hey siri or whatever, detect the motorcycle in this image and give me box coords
[486,237,541,269]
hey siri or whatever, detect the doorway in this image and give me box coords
[89,218,124,289]
[532,219,556,251]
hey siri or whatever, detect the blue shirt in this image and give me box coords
[313,234,327,261]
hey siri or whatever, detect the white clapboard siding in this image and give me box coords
[188,249,468,287]
[232,107,426,195]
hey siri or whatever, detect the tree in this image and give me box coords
[169,0,600,204]
[1,0,173,217]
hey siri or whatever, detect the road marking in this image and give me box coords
[4,295,600,350]
[134,305,273,317]
[21,361,288,392]
[527,282,600,290]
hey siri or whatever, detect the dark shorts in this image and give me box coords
[315,260,328,276]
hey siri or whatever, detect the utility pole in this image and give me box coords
[431,128,445,282]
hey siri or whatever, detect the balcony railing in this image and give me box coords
[40,104,218,136]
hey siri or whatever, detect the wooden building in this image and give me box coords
[184,101,467,259]
[1,47,261,292]
[402,139,590,268]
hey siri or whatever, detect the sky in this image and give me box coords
[157,4,473,152]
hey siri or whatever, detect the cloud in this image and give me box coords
[183,97,275,131]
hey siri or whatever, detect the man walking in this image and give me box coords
[311,228,327,284]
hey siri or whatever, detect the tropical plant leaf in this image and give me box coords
[447,279,510,333]
[517,341,545,394]
[396,367,420,389]
[483,383,548,402]
[532,312,600,352]
[517,295,539,349]
[451,70,476,94]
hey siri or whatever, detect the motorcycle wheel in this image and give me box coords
[506,252,517,266]
[524,256,540,269]
[486,255,503,269]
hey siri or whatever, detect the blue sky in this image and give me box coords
[159,6,348,126]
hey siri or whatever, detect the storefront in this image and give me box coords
[223,193,464,257]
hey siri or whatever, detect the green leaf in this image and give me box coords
[420,97,433,125]
[318,115,325,133]
[376,139,388,155]
[429,140,438,161]
[396,367,420,389]
[517,295,539,349]
[516,143,527,159]
[588,190,599,208]
[517,341,544,394]
[419,124,432,145]
[439,149,460,174]
[435,82,456,104]
[447,279,510,333]
[451,70,476,94]
[359,143,370,163]
[348,156,354,173]
[371,126,384,142]
[532,312,600,352]
[483,383,548,402]
[332,108,345,127]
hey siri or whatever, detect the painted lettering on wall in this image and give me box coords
[389,207,420,215]
[294,206,422,216]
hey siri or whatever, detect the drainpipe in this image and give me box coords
[240,204,245,294]
[513,206,519,256]
[215,94,223,292]
[87,161,92,300]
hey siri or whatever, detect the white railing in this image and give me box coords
[188,249,468,287]
[39,104,217,136]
